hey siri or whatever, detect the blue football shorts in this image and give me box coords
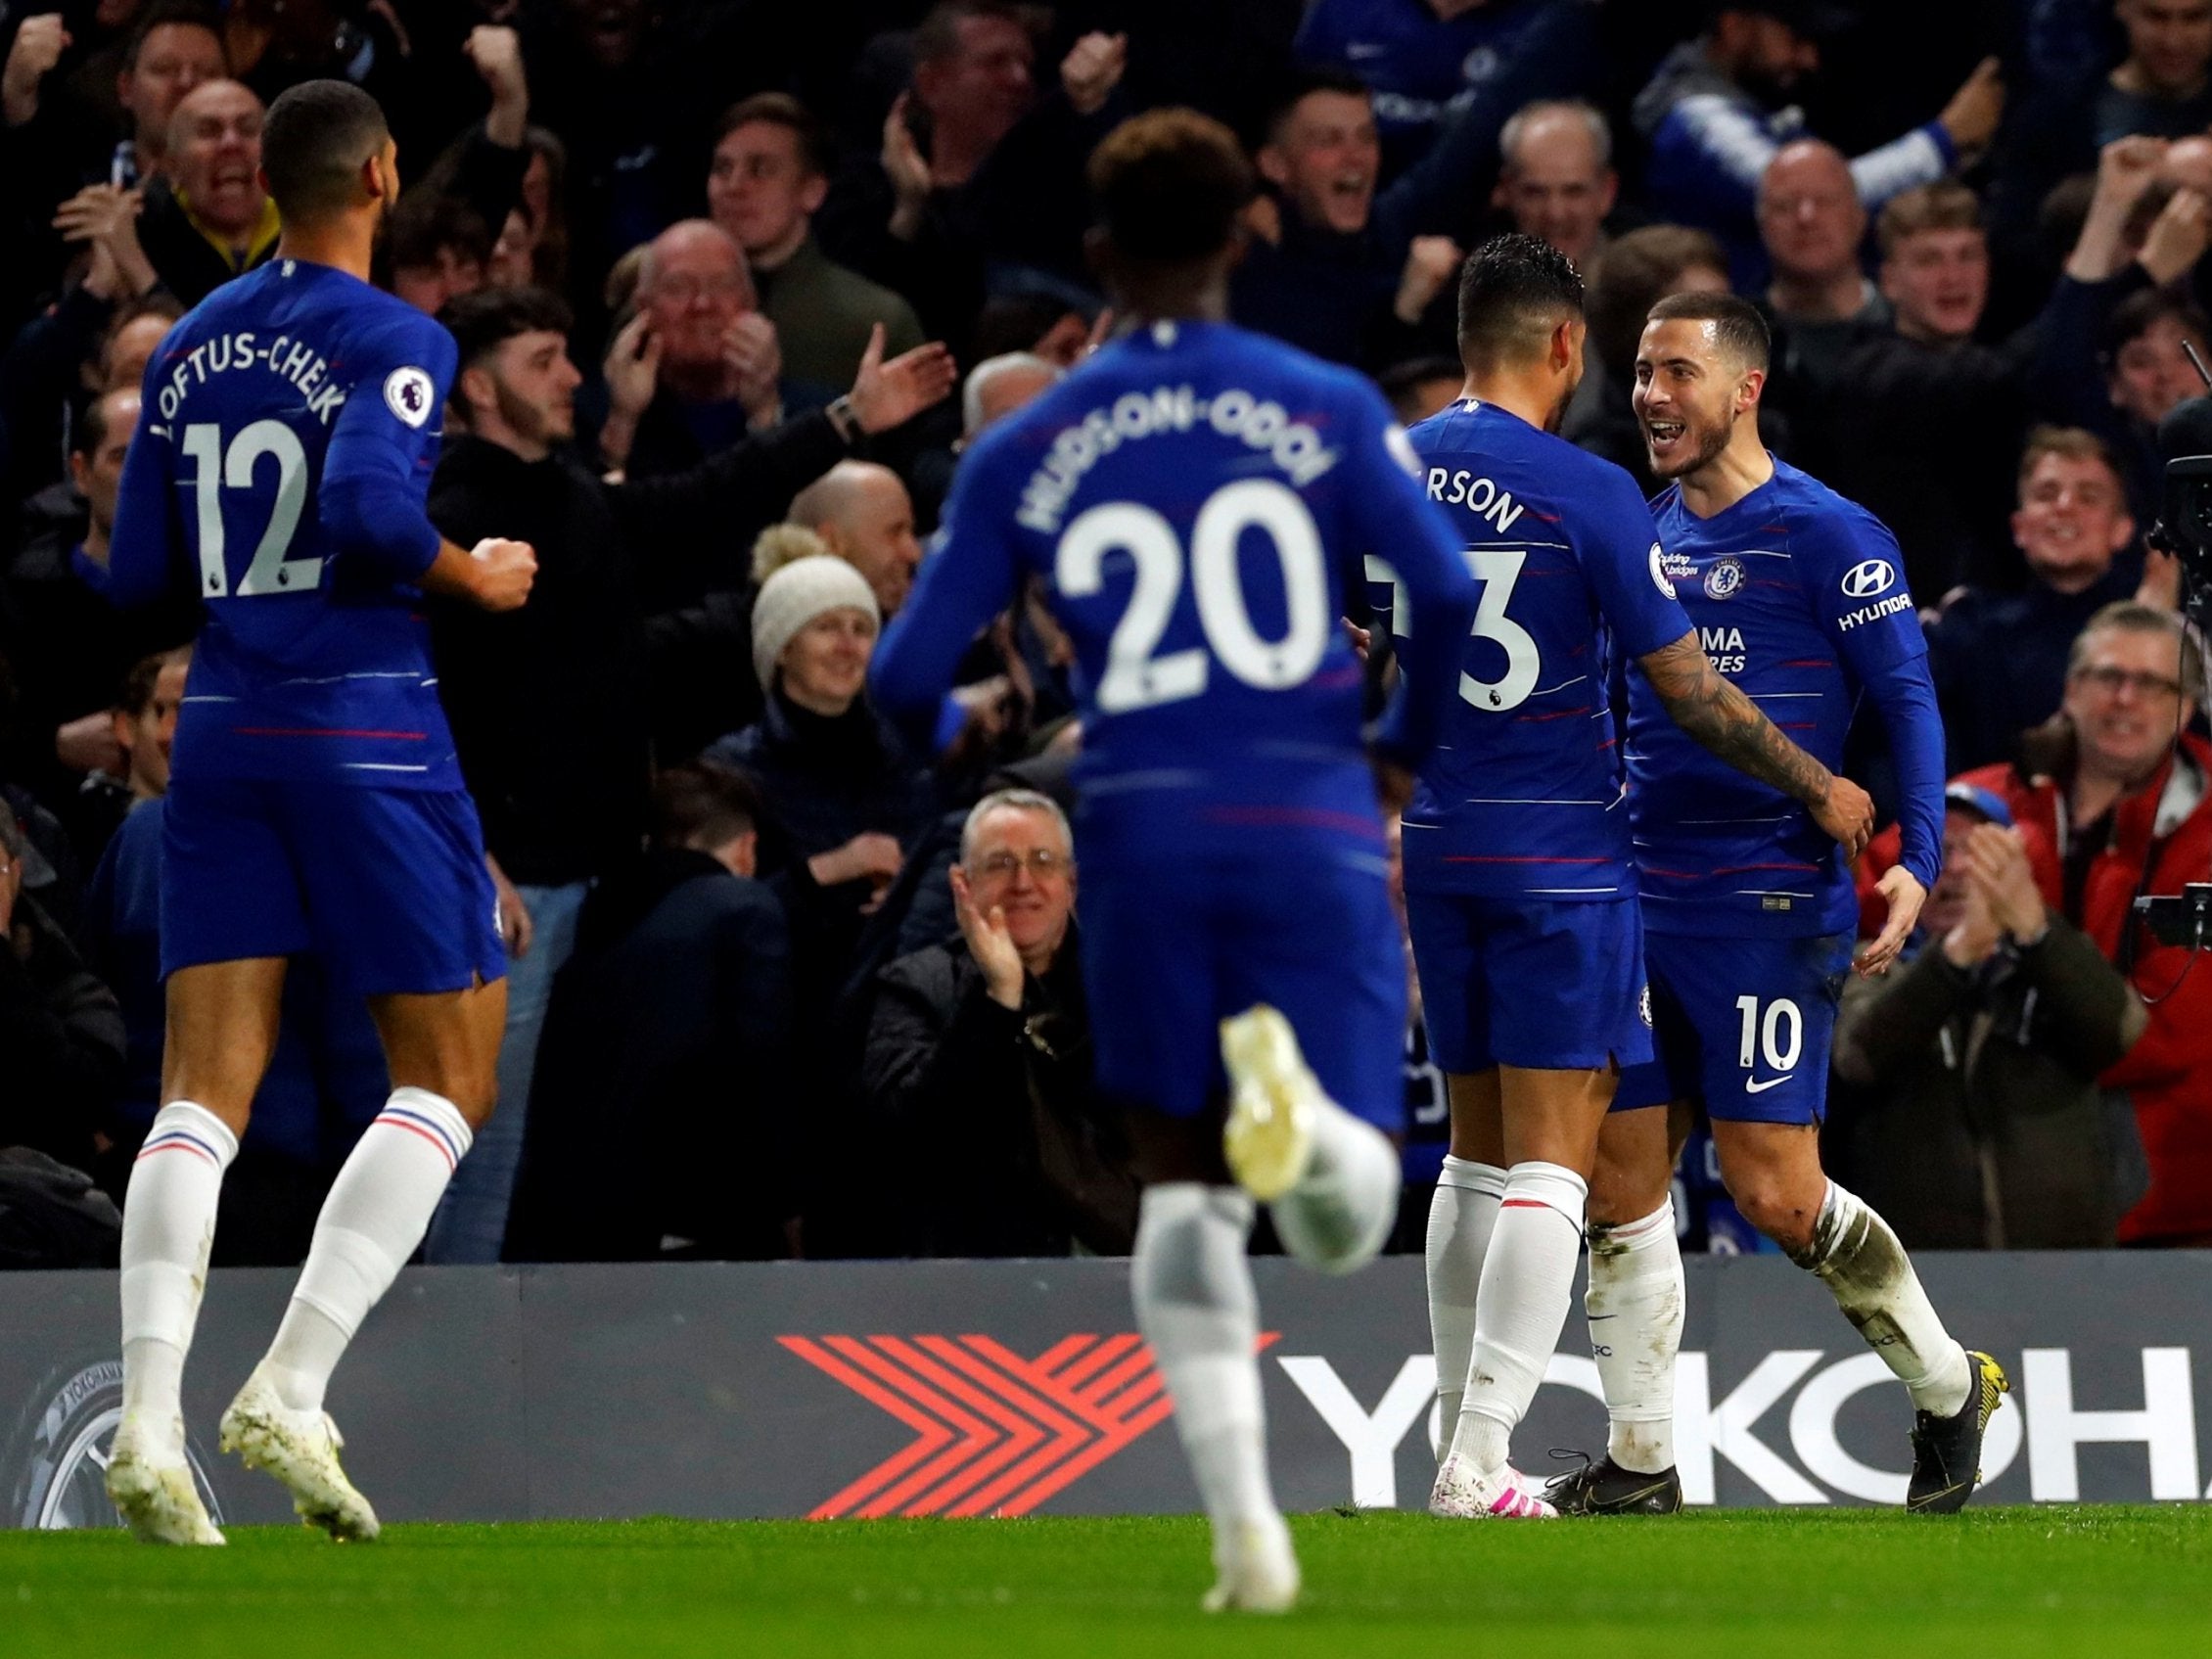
[1613,928,1855,1125]
[161,775,506,996]
[1079,847,1406,1129]
[1404,891,1652,1076]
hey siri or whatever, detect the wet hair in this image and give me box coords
[439,287,575,373]
[260,79,389,223]
[1644,289,1772,374]
[1454,233,1585,371]
[1087,108,1255,266]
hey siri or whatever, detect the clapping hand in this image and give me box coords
[847,323,956,434]
[951,863,1026,1010]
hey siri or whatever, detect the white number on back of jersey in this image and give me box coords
[1458,548,1541,712]
[1055,478,1330,713]
[181,419,322,598]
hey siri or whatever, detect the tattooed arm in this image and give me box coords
[1637,632,1875,856]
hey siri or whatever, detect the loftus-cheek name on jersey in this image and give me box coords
[1837,591,1913,631]
[1422,468,1525,536]
[153,331,346,426]
[1016,385,1340,534]
[1701,624,1746,673]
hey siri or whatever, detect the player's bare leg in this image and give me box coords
[1432,1063,1612,1520]
[1424,1073,1506,1451]
[1554,1101,1691,1515]
[1712,1120,2008,1511]
[1127,1107,1298,1615]
[223,981,507,1541]
[109,957,288,1544]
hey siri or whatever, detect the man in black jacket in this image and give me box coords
[862,786,1135,1257]
[504,763,800,1263]
[420,286,950,1263]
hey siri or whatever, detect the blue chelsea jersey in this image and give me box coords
[1386,400,1689,900]
[1628,458,1932,937]
[107,258,460,789]
[872,318,1475,869]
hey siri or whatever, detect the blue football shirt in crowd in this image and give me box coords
[872,317,1476,868]
[1627,457,1944,937]
[1386,399,1690,900]
[105,257,462,790]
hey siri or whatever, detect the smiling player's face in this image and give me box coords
[1633,317,1744,480]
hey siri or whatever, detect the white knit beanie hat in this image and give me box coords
[752,554,881,690]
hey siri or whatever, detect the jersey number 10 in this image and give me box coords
[1056,478,1330,714]
[181,420,324,597]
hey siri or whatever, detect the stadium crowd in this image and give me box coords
[1,0,2209,1267]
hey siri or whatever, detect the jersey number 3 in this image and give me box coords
[182,420,323,597]
[1055,479,1329,713]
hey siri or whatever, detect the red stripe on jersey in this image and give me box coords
[1442,853,1610,864]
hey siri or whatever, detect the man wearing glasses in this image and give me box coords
[863,787,1137,1257]
[1952,602,2212,1245]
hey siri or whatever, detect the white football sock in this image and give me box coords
[1425,1157,1506,1442]
[1132,1183,1278,1532]
[1586,1199,1683,1474]
[263,1088,473,1414]
[119,1102,239,1452]
[1269,1100,1399,1274]
[1791,1180,1971,1418]
[1452,1160,1588,1476]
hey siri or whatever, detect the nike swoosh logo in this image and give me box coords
[1744,1074,1795,1094]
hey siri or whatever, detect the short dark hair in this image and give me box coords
[115,646,189,717]
[1454,234,1585,371]
[1645,290,1772,373]
[1376,355,1464,423]
[1088,108,1255,266]
[438,287,575,373]
[913,1,1042,65]
[123,2,222,74]
[1259,64,1371,148]
[715,93,831,180]
[2102,287,2210,363]
[654,762,763,849]
[387,192,490,274]
[260,79,390,223]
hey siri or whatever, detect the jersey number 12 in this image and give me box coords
[1055,478,1330,713]
[181,420,323,597]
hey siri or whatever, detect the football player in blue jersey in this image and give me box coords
[871,110,1477,1611]
[1398,237,1876,1521]
[99,81,537,1544]
[1549,292,2007,1518]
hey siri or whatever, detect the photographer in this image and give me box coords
[1952,604,2212,1246]
[1832,785,2147,1248]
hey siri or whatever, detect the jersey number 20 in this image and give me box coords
[181,420,323,597]
[1055,479,1329,713]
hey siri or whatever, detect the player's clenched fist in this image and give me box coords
[469,537,537,610]
[1813,771,1875,861]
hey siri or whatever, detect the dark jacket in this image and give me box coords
[863,926,1135,1257]
[705,690,938,873]
[0,891,124,1176]
[134,177,281,309]
[505,847,799,1262]
[426,415,846,885]
[1829,918,2147,1249]
[2,484,193,816]
[1924,567,2140,776]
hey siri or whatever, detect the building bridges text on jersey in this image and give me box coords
[1016,385,1341,534]
[154,331,346,426]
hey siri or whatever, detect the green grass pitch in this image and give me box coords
[5,1508,2209,1656]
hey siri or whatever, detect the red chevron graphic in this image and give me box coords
[780,1332,1279,1518]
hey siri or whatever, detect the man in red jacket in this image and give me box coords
[1954,601,2212,1244]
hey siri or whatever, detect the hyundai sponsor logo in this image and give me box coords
[1841,559,1897,599]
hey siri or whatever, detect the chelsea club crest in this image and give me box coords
[1704,556,1745,600]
